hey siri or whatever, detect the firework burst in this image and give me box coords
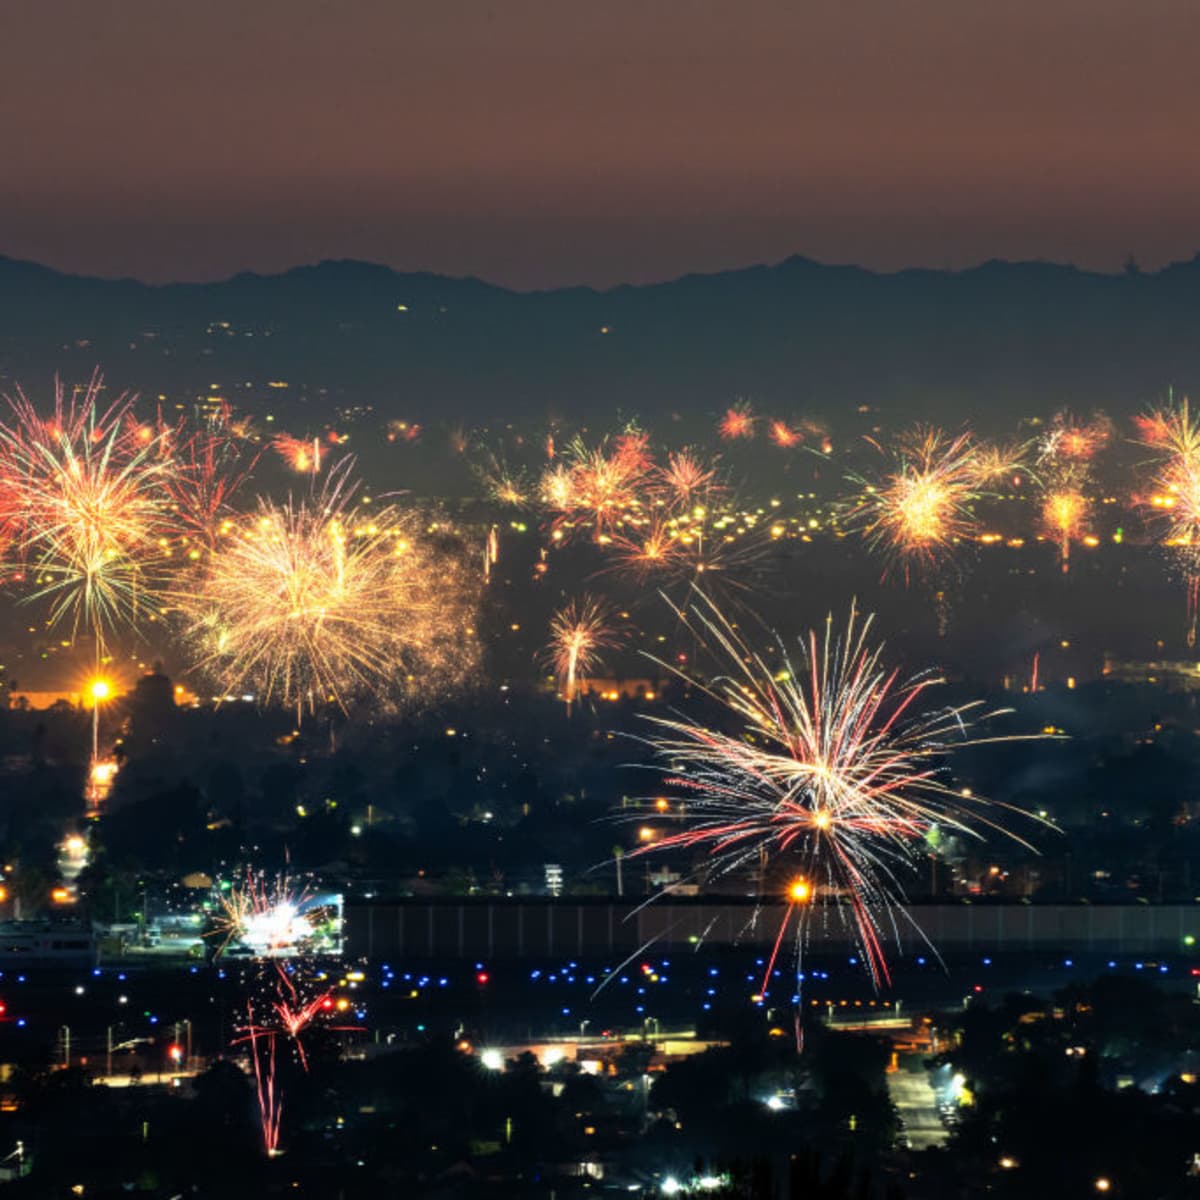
[178,464,479,718]
[654,448,723,510]
[0,376,179,651]
[849,427,982,579]
[1137,397,1200,642]
[543,595,623,712]
[718,401,756,441]
[629,593,1047,1008]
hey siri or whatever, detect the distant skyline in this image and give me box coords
[7,0,1200,288]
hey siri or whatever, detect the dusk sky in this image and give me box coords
[6,0,1200,288]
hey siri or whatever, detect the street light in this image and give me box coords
[88,678,111,766]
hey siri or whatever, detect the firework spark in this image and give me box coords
[630,593,1047,1004]
[543,595,623,712]
[179,465,479,718]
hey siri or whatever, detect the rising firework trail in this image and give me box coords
[628,592,1049,1034]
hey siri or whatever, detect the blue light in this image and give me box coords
[1108,961,1117,968]
[585,976,595,985]
[1064,959,1073,968]
[16,976,24,984]
[92,968,101,977]
[530,970,541,979]
[475,962,484,971]
[982,957,992,966]
[702,1003,711,1011]
[635,1005,645,1014]
[917,957,926,966]
[1160,964,1169,974]
[709,967,719,977]
[848,956,858,966]
[16,1019,24,1028]
[561,1007,570,1015]
[149,1016,158,1025]
[417,1024,425,1032]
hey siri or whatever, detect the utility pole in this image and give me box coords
[106,1026,113,1078]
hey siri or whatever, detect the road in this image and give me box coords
[888,1062,947,1150]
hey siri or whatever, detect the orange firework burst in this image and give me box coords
[1040,484,1088,573]
[768,419,804,449]
[628,592,1049,1010]
[602,519,685,582]
[1041,410,1111,463]
[654,448,723,511]
[543,595,623,712]
[476,453,531,508]
[970,439,1029,487]
[1137,397,1200,642]
[0,376,179,650]
[851,428,980,577]
[273,434,323,474]
[178,463,479,718]
[718,401,756,441]
[542,437,650,536]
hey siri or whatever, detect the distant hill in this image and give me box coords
[2,252,1200,430]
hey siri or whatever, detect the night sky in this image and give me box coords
[6,0,1198,287]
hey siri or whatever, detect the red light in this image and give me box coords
[167,1043,183,1061]
[321,997,334,1009]
[973,985,983,993]
[476,971,489,985]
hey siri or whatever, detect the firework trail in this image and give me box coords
[245,1011,282,1156]
[1136,397,1200,644]
[543,595,623,712]
[177,462,480,718]
[628,592,1048,1013]
[0,376,179,653]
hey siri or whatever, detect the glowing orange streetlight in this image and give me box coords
[87,678,111,765]
[788,878,813,904]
